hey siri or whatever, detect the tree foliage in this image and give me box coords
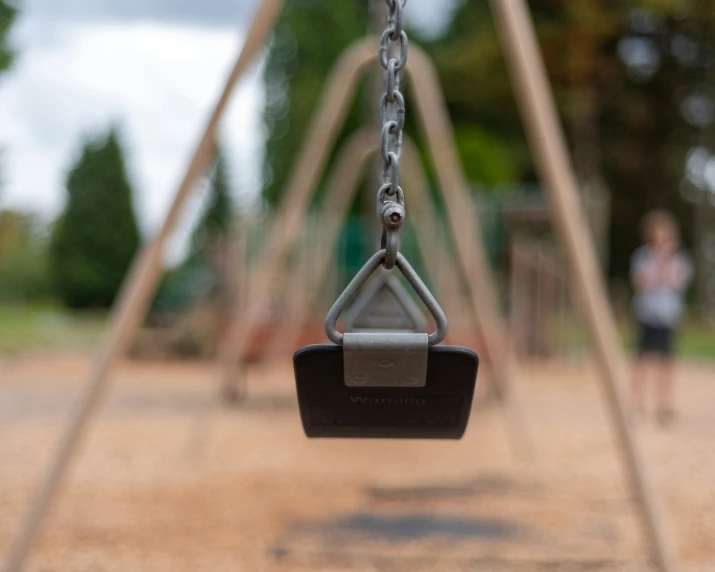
[597,3,715,278]
[262,0,370,207]
[0,210,51,302]
[427,0,713,278]
[0,0,16,75]
[262,0,715,280]
[1,1,18,193]
[50,128,140,308]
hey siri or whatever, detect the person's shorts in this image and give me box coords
[636,322,675,357]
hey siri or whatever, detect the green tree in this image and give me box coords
[597,4,714,278]
[0,0,16,75]
[50,128,140,308]
[424,1,622,185]
[261,0,714,282]
[1,1,18,192]
[428,1,712,279]
[0,4,41,303]
[262,0,370,206]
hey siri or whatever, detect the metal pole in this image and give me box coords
[1,2,285,570]
[488,1,678,570]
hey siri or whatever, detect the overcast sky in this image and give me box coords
[0,0,457,260]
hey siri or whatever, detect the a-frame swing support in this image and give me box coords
[2,1,678,571]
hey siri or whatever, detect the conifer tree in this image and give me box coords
[50,128,140,308]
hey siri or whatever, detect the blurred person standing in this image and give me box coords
[630,210,693,425]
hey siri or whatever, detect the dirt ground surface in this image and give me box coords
[1,353,714,571]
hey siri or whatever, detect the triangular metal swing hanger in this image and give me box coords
[344,266,427,334]
[346,272,426,333]
[324,250,447,346]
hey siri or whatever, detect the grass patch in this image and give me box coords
[676,320,715,360]
[0,303,107,353]
[543,316,715,361]
[1,303,712,362]
[618,320,715,360]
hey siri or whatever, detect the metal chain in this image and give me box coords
[377,0,408,269]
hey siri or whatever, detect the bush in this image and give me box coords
[0,210,52,302]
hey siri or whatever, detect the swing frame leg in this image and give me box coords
[489,1,679,570]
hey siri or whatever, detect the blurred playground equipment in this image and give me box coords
[140,187,609,364]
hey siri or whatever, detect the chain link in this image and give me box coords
[377,0,409,269]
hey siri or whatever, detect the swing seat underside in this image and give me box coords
[294,344,479,439]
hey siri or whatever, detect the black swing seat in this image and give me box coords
[294,344,478,440]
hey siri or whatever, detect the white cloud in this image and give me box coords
[0,15,265,262]
[17,0,454,35]
[0,1,452,264]
[407,0,460,39]
[17,0,258,27]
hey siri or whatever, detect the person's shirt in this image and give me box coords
[630,246,693,328]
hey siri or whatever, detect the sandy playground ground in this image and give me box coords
[1,353,714,571]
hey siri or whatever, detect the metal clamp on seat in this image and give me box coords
[324,249,447,388]
[344,331,428,387]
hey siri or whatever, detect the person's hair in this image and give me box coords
[640,209,679,244]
